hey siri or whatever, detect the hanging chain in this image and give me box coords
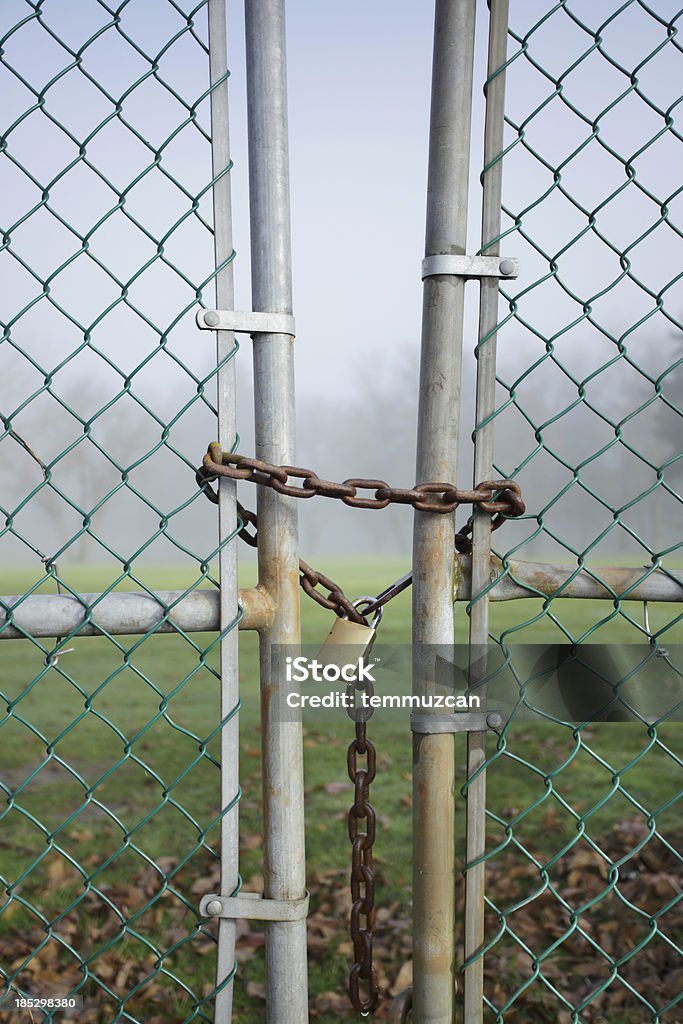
[347,717,379,1013]
[197,445,526,1013]
[345,617,380,1015]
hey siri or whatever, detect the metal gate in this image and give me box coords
[1,2,681,1023]
[1,0,296,1019]
[455,4,682,1023]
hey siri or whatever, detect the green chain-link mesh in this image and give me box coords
[464,4,682,1021]
[3,1,682,1022]
[1,2,238,1019]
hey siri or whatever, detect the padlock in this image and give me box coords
[318,595,383,671]
[317,617,377,723]
[320,615,377,667]
[318,599,383,722]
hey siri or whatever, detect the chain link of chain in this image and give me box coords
[346,675,380,1014]
[229,501,368,623]
[197,444,526,623]
[197,442,525,518]
[197,445,526,1013]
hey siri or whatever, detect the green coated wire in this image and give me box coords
[463,4,682,1021]
[1,1,240,1019]
[1,1,682,1022]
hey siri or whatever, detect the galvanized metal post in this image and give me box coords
[207,3,240,1021]
[245,2,309,1022]
[465,3,510,1022]
[412,3,476,1022]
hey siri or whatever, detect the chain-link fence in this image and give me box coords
[463,4,682,1021]
[2,2,682,1023]
[1,2,240,1020]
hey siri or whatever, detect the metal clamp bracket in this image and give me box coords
[410,710,506,734]
[421,255,519,280]
[196,309,296,337]
[199,890,309,922]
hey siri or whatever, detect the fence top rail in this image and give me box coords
[0,585,272,639]
[1,561,680,642]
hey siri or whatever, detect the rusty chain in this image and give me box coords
[197,444,525,624]
[229,501,370,624]
[346,640,380,1015]
[198,441,525,519]
[197,443,526,1013]
[347,718,379,1013]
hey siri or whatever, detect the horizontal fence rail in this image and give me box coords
[2,561,682,641]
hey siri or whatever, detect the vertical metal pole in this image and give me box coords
[244,2,308,1023]
[412,3,476,1023]
[207,4,239,1022]
[465,3,510,1023]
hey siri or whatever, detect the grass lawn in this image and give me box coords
[0,558,681,1022]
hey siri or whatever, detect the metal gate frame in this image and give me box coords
[0,0,308,1020]
[203,1,309,1021]
[412,3,681,1024]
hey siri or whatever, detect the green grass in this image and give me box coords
[1,559,681,1022]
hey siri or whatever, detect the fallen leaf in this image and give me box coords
[245,981,267,1000]
[390,960,413,996]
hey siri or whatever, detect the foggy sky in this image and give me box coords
[1,0,681,571]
